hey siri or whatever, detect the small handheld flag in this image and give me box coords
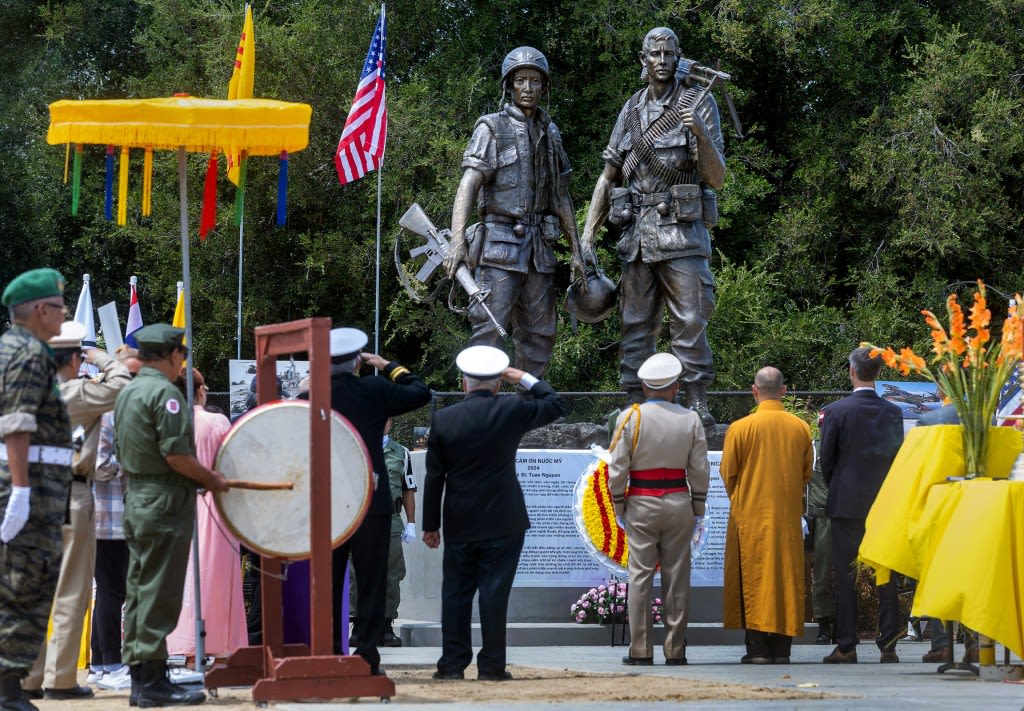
[124,276,144,348]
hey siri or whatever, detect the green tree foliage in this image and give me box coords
[2,0,1022,399]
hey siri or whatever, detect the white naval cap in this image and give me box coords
[455,345,510,378]
[638,352,682,389]
[329,327,368,359]
[49,320,88,350]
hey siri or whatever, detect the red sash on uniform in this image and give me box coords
[627,467,688,497]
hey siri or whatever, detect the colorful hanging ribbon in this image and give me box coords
[117,146,129,225]
[276,151,288,226]
[71,145,83,216]
[142,147,153,217]
[199,148,219,240]
[104,145,114,221]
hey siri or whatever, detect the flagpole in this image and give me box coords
[178,146,206,676]
[236,217,244,359]
[374,167,382,355]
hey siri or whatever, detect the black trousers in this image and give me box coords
[745,629,792,659]
[91,539,129,666]
[438,532,524,676]
[331,513,390,672]
[831,517,901,652]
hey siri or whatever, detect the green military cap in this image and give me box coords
[134,323,186,349]
[2,268,66,307]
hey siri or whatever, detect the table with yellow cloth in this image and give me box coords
[858,425,1023,660]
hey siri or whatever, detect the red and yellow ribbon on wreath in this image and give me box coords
[574,457,629,575]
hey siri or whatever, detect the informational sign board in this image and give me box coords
[437,448,732,588]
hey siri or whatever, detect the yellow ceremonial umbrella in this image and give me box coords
[47,94,310,674]
[46,94,311,399]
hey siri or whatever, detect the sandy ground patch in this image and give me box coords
[29,663,834,709]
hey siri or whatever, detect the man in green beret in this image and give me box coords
[0,268,74,711]
[114,323,229,707]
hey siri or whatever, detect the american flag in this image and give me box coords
[335,6,387,185]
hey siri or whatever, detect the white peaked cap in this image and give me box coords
[456,345,510,378]
[329,327,369,359]
[49,320,88,349]
[637,352,682,389]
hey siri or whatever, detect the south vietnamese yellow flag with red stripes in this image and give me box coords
[226,4,255,186]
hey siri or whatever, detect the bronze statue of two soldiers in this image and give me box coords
[440,28,727,421]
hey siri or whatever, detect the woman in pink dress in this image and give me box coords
[167,368,248,661]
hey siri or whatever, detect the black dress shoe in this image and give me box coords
[621,655,654,666]
[477,670,513,681]
[431,670,464,680]
[23,688,44,700]
[44,685,95,699]
[665,657,687,666]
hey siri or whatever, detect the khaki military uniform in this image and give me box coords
[0,325,72,675]
[607,399,709,661]
[114,366,197,665]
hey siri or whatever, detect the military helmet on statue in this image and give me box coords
[566,268,618,333]
[501,46,550,85]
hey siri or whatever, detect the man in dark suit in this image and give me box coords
[819,346,904,664]
[422,345,565,681]
[318,328,431,673]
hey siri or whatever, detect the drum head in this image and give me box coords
[214,400,372,559]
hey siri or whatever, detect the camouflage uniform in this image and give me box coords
[0,324,72,675]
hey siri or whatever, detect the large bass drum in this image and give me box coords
[214,400,372,560]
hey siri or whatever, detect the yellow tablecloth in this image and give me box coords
[858,425,1023,659]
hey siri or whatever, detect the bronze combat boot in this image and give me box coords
[684,383,716,428]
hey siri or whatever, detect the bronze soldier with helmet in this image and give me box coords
[444,47,587,377]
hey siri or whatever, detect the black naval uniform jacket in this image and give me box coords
[422,379,565,543]
[328,362,431,517]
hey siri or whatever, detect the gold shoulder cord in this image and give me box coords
[608,403,642,454]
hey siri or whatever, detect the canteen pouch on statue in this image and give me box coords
[701,188,718,227]
[465,222,484,269]
[670,183,703,223]
[607,187,634,226]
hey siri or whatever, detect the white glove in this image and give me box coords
[401,522,416,543]
[1,486,31,543]
[691,516,707,559]
[801,516,810,538]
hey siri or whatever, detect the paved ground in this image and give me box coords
[273,640,1023,710]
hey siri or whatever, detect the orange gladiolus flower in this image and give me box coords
[922,309,948,358]
[898,347,926,375]
[947,294,967,356]
[968,287,991,347]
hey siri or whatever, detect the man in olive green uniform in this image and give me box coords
[807,445,834,644]
[381,419,416,646]
[0,268,73,711]
[348,426,418,648]
[114,324,229,707]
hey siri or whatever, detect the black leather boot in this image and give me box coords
[815,617,833,645]
[0,673,38,711]
[129,665,140,707]
[380,619,402,648]
[136,661,205,708]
